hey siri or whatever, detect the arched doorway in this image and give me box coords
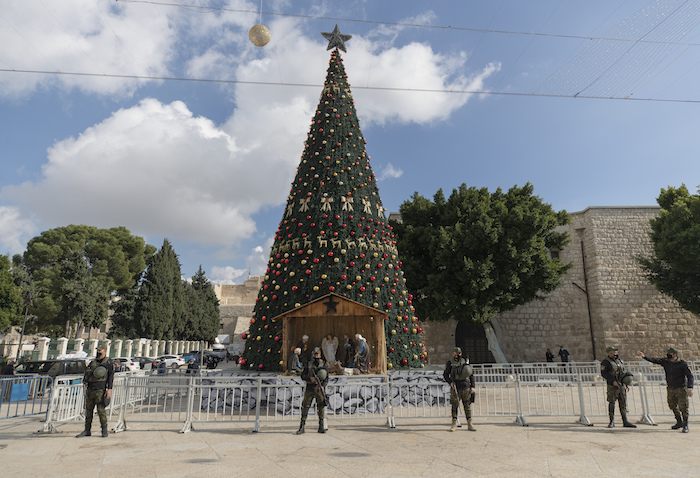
[455,321,494,364]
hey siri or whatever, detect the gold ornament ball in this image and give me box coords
[249,24,270,47]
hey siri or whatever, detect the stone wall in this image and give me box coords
[417,318,458,366]
[213,275,262,353]
[492,207,700,363]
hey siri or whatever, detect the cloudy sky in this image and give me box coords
[2,0,700,284]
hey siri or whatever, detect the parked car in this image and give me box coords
[156,355,185,369]
[181,351,201,363]
[130,357,155,370]
[14,359,87,379]
[112,357,139,372]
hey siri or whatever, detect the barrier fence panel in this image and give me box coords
[1,375,53,420]
[41,376,84,432]
[189,375,391,433]
[114,374,192,433]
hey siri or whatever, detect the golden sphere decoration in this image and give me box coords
[249,24,271,47]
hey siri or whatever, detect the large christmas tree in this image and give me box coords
[240,26,427,372]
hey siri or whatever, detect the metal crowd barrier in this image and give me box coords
[38,362,698,433]
[0,375,54,419]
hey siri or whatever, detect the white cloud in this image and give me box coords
[2,98,266,246]
[209,237,273,284]
[376,163,403,181]
[0,0,180,97]
[0,206,35,255]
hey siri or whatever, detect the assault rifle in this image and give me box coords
[449,361,476,403]
[311,367,329,406]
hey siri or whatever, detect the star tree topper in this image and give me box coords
[322,24,352,52]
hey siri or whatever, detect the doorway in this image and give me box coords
[454,321,494,364]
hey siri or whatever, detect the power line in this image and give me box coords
[2,67,700,104]
[115,0,700,48]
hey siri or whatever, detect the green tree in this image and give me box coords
[183,266,220,341]
[639,184,700,315]
[135,239,185,340]
[392,183,572,324]
[108,287,140,339]
[58,251,109,338]
[20,225,155,333]
[241,49,427,371]
[0,254,23,333]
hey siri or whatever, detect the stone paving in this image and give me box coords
[1,413,699,477]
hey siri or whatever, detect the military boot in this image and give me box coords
[672,412,684,430]
[76,423,91,438]
[607,403,615,428]
[318,419,326,434]
[682,415,689,433]
[449,418,457,432]
[296,419,306,435]
[467,418,476,432]
[621,412,637,428]
[101,424,109,437]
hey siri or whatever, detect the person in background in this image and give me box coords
[637,347,694,433]
[186,358,200,373]
[545,348,554,363]
[558,346,569,363]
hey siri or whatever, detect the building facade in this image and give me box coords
[424,206,699,365]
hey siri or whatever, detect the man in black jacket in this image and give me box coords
[638,347,694,433]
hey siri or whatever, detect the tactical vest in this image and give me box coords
[452,358,472,381]
[87,358,110,383]
[603,357,623,378]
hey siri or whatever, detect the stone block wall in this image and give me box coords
[492,207,700,363]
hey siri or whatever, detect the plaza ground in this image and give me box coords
[1,412,698,478]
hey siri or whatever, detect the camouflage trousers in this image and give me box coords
[301,387,326,419]
[450,387,472,420]
[85,388,107,427]
[606,384,627,414]
[667,386,689,417]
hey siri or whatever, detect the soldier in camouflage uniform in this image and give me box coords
[638,347,694,433]
[296,347,329,434]
[444,347,476,432]
[76,346,114,438]
[601,346,636,428]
